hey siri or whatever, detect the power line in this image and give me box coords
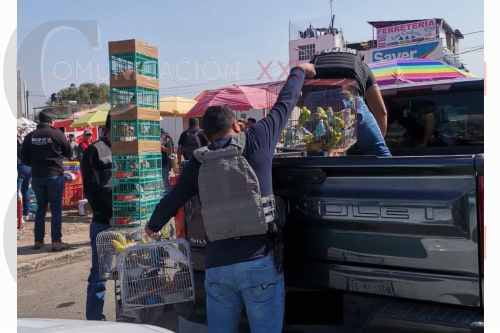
[462,30,484,36]
[459,46,484,55]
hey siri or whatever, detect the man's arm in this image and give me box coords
[146,159,198,234]
[421,112,435,146]
[251,64,315,150]
[365,84,388,136]
[80,146,100,203]
[177,132,185,165]
[56,130,72,159]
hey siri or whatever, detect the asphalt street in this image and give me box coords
[17,260,343,332]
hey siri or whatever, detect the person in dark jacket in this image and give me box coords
[17,130,32,221]
[146,63,316,332]
[81,114,112,321]
[21,110,71,251]
[80,115,113,320]
[177,118,208,165]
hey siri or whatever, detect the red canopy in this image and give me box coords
[187,85,277,118]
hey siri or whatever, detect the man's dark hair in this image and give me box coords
[202,105,235,138]
[247,117,257,124]
[188,117,199,128]
[38,109,53,124]
[68,134,75,139]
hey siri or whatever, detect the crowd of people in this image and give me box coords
[18,50,392,331]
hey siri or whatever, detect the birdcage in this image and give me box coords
[96,228,145,280]
[112,197,160,227]
[113,176,164,202]
[110,53,159,79]
[110,86,159,109]
[111,119,161,143]
[113,152,163,180]
[285,87,358,156]
[117,239,195,309]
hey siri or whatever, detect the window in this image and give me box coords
[383,89,483,155]
[298,44,316,61]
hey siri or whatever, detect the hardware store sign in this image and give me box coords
[377,19,437,48]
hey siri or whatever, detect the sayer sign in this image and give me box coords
[372,41,440,62]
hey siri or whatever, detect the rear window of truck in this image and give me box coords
[382,88,484,156]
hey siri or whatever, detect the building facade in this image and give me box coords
[348,19,465,69]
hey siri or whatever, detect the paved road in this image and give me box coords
[18,260,346,332]
[18,261,116,321]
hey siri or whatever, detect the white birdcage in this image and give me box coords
[117,238,195,309]
[96,228,145,280]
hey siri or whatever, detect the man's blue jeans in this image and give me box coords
[17,163,32,216]
[355,97,392,157]
[205,255,284,333]
[31,175,64,242]
[86,221,110,320]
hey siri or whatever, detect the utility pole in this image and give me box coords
[25,90,29,119]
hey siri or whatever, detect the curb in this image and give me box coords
[18,246,91,277]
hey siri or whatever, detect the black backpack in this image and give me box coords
[182,129,203,160]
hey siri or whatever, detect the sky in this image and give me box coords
[18,0,484,109]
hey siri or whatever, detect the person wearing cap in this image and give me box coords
[81,115,113,321]
[78,130,93,160]
[21,109,71,251]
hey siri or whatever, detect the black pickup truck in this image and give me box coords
[175,77,484,333]
[273,77,484,332]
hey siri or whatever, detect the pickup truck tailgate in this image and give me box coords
[273,155,481,307]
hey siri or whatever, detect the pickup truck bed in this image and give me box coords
[273,154,483,331]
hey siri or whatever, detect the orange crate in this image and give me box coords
[63,183,83,209]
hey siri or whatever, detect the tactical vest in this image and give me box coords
[193,133,276,242]
[93,140,112,190]
[311,51,369,97]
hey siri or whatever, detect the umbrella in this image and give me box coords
[369,59,473,86]
[71,104,110,128]
[159,96,197,116]
[186,85,277,118]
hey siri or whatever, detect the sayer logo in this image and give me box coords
[372,41,439,62]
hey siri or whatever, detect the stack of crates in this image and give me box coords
[108,39,162,227]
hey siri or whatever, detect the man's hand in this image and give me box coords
[296,63,316,78]
[145,226,160,240]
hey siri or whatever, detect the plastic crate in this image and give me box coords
[113,177,164,202]
[110,86,159,109]
[110,53,159,79]
[112,197,160,227]
[63,183,83,209]
[111,119,160,142]
[113,153,162,179]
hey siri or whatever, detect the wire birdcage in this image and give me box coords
[96,228,144,280]
[117,238,195,309]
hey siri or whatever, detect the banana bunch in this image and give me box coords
[111,233,137,253]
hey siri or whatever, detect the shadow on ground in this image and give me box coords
[17,240,89,256]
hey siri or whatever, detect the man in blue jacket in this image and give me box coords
[146,63,316,332]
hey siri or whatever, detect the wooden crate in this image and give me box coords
[110,106,160,121]
[108,39,158,59]
[112,140,161,155]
